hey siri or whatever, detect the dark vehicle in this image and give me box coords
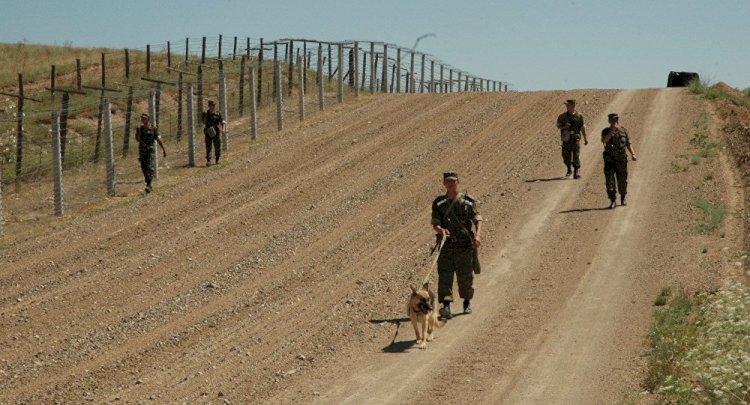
[667,71,699,87]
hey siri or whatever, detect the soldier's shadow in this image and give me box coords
[559,206,612,213]
[524,177,567,183]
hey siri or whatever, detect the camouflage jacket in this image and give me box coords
[601,126,631,161]
[431,194,482,248]
[137,125,159,154]
[202,111,223,129]
[557,112,585,141]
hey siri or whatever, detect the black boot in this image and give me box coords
[621,195,627,206]
[463,300,472,314]
[565,166,572,177]
[573,168,581,179]
[609,198,616,209]
[439,302,452,320]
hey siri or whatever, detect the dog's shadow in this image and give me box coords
[370,315,461,353]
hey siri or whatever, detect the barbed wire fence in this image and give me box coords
[0,34,509,235]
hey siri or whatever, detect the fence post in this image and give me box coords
[177,73,183,141]
[440,64,444,93]
[50,65,56,100]
[409,52,415,93]
[449,69,453,93]
[337,43,344,103]
[327,43,332,83]
[51,111,63,216]
[353,42,359,97]
[257,38,264,104]
[201,36,206,64]
[275,60,283,131]
[149,91,158,179]
[273,42,278,101]
[76,59,82,89]
[15,74,24,180]
[430,60,435,93]
[185,37,189,62]
[146,44,151,74]
[155,83,161,127]
[122,86,133,157]
[167,41,172,68]
[381,44,388,93]
[287,40,294,97]
[187,83,196,167]
[218,34,223,59]
[360,51,367,90]
[317,44,324,111]
[396,48,401,93]
[298,55,305,122]
[248,67,258,140]
[238,55,246,116]
[303,40,308,92]
[219,61,229,151]
[124,48,130,80]
[233,36,237,60]
[104,99,115,196]
[369,42,375,94]
[420,54,426,93]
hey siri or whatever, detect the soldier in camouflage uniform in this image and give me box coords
[135,113,167,193]
[601,113,637,208]
[202,100,225,166]
[556,99,589,178]
[431,172,483,319]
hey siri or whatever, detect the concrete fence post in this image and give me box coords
[381,44,388,93]
[51,111,64,216]
[353,42,359,97]
[239,55,246,116]
[430,60,435,93]
[104,99,115,196]
[440,64,444,93]
[396,48,401,93]
[449,69,453,93]
[187,83,196,167]
[410,52,415,93]
[197,65,204,116]
[337,43,344,103]
[420,54,426,93]
[177,73,183,141]
[369,42,375,94]
[123,87,133,156]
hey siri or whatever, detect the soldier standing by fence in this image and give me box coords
[136,113,166,193]
[556,99,588,178]
[202,100,225,166]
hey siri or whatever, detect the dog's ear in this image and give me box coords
[422,282,430,290]
[410,285,417,294]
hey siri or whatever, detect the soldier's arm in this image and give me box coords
[431,201,449,237]
[156,137,167,157]
[135,127,141,142]
[581,117,589,144]
[627,144,637,161]
[556,115,569,129]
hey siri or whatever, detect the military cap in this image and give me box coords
[140,112,150,119]
[207,100,216,105]
[608,113,619,121]
[564,99,576,105]
[443,172,459,181]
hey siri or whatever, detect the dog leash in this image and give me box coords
[422,235,445,285]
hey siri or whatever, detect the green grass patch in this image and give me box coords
[654,287,672,306]
[689,78,750,108]
[694,195,726,234]
[648,284,750,403]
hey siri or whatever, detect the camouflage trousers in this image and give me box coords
[205,133,221,162]
[138,149,156,185]
[604,158,628,199]
[562,139,581,169]
[437,246,475,303]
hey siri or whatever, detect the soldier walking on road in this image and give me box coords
[431,172,483,319]
[202,100,225,166]
[135,113,166,194]
[556,99,589,178]
[601,113,637,208]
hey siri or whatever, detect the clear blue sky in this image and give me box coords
[1,0,748,91]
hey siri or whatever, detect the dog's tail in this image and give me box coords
[433,314,446,328]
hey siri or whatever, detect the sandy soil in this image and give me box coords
[0,88,745,404]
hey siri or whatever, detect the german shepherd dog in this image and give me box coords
[408,282,445,349]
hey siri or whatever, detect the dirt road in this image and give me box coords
[0,88,743,403]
